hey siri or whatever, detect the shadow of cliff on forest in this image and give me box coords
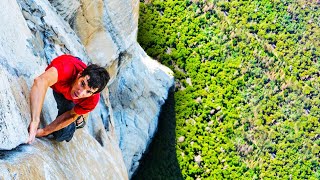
[132,89,183,180]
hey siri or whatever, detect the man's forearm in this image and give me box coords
[40,110,78,136]
[27,77,49,143]
[30,77,49,123]
[27,67,58,144]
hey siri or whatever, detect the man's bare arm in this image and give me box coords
[27,67,58,144]
[36,109,80,137]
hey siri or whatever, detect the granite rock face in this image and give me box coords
[51,0,174,177]
[0,0,173,179]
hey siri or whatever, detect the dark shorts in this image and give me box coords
[51,91,82,142]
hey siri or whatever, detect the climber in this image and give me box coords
[27,54,110,144]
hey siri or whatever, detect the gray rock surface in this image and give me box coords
[51,0,174,177]
[109,44,173,176]
[0,0,174,179]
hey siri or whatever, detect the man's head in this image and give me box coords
[70,64,110,99]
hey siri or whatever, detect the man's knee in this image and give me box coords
[53,91,75,116]
[52,122,76,142]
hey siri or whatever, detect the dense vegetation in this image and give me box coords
[136,0,320,179]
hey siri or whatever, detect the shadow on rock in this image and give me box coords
[132,89,183,180]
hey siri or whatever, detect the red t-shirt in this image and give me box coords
[45,55,100,115]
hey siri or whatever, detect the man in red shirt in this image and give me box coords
[27,55,110,144]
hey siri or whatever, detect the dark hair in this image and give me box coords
[80,64,110,94]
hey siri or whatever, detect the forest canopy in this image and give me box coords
[137,0,320,179]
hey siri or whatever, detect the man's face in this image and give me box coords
[70,74,98,99]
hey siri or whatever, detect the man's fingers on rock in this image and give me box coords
[27,134,36,144]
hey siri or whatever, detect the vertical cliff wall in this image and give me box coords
[51,0,174,177]
[0,0,174,179]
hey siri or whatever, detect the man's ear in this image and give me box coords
[78,71,83,78]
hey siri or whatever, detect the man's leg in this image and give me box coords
[51,91,76,142]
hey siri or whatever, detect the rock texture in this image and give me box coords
[109,45,173,175]
[0,0,173,179]
[52,0,174,177]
